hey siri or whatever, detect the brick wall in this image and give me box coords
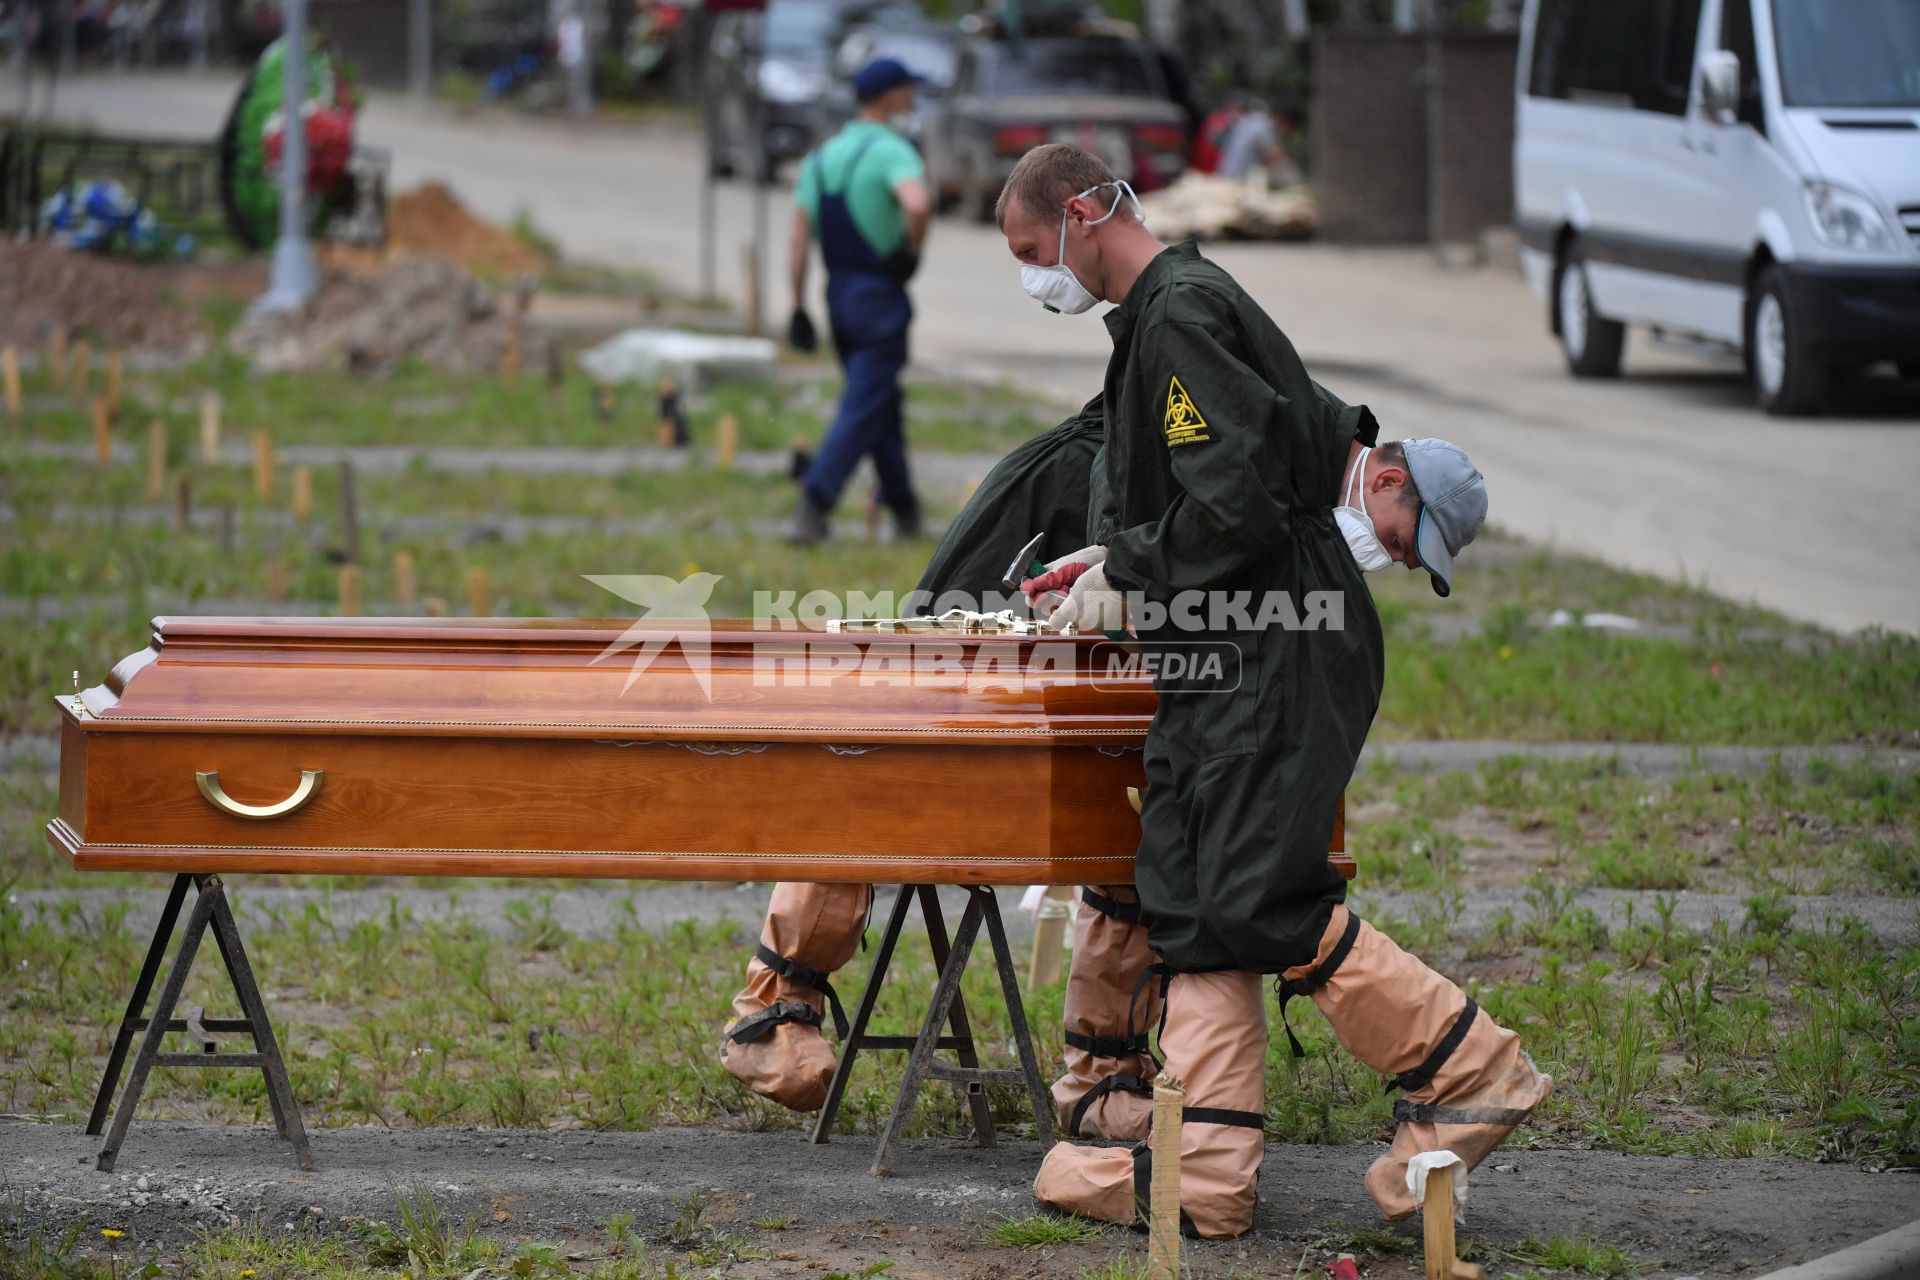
[1311,29,1518,245]
[1429,34,1518,246]
[312,0,414,89]
[1312,31,1429,243]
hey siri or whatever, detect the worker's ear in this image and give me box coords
[1371,465,1410,498]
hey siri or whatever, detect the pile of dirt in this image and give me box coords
[0,240,227,353]
[387,181,549,276]
[230,250,550,375]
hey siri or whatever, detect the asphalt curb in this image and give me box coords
[1752,1218,1920,1280]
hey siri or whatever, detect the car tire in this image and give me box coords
[1746,265,1829,416]
[1555,241,1625,378]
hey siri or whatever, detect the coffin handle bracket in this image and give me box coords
[195,770,324,820]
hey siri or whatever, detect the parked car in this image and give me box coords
[1515,0,1920,414]
[924,34,1189,222]
[822,20,962,144]
[705,0,923,182]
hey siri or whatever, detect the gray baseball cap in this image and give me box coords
[1402,438,1487,598]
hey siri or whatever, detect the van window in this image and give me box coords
[1773,0,1920,108]
[1529,0,1705,115]
[1718,0,1765,129]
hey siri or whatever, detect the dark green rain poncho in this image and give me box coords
[1097,241,1385,975]
[910,397,1105,607]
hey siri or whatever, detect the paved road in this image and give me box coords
[13,71,1920,634]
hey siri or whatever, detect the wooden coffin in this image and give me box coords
[48,617,1350,885]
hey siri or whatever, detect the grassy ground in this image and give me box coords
[3,318,1918,1280]
[4,350,1916,744]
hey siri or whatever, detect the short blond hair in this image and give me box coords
[994,143,1122,230]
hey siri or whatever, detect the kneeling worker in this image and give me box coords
[1000,143,1551,1234]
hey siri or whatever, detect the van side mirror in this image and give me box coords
[1700,50,1740,124]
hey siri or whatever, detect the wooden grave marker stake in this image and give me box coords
[338,565,362,617]
[502,327,522,388]
[91,397,112,465]
[3,344,21,423]
[146,420,167,502]
[1027,885,1072,990]
[1422,1164,1483,1280]
[265,558,288,602]
[715,411,739,469]
[1147,1072,1184,1280]
[252,430,274,499]
[199,392,221,463]
[393,550,416,608]
[466,567,491,617]
[291,466,314,523]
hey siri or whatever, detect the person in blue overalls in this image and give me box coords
[784,57,933,545]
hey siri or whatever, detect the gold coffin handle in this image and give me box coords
[195,769,324,820]
[1127,786,1144,815]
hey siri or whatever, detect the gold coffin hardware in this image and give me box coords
[195,769,324,820]
[1127,786,1143,815]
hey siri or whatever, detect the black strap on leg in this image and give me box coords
[1393,1097,1534,1127]
[1181,1106,1265,1130]
[1272,909,1362,1060]
[1128,961,1176,1057]
[1067,1072,1153,1137]
[1081,886,1142,924]
[1064,1029,1152,1058]
[725,1000,824,1045]
[1386,997,1479,1096]
[754,943,850,1039]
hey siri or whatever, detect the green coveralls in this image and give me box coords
[911,397,1105,606]
[1098,241,1385,975]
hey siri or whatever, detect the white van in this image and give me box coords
[1514,0,1920,414]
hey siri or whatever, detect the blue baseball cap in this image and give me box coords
[854,57,920,102]
[1402,438,1487,598]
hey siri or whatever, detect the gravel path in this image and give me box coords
[2,1122,1914,1278]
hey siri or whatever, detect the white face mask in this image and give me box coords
[1020,180,1139,315]
[1335,447,1394,573]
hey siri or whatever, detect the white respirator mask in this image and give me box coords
[1020,180,1140,315]
[1335,447,1394,573]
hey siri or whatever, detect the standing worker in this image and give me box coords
[785,57,932,546]
[1000,143,1551,1236]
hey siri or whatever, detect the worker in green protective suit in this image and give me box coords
[725,396,1175,1137]
[999,143,1552,1237]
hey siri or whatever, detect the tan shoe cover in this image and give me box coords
[720,881,869,1112]
[1051,885,1160,1141]
[1284,907,1552,1220]
[1033,969,1266,1240]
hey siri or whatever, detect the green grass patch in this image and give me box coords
[984,1211,1105,1248]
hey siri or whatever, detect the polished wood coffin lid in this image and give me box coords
[51,617,1349,885]
[66,616,1155,741]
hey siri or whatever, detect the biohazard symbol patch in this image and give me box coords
[1163,375,1211,447]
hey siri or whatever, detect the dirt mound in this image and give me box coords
[0,240,233,353]
[387,181,548,276]
[230,250,548,375]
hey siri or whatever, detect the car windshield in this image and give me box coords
[985,39,1161,97]
[1771,0,1920,108]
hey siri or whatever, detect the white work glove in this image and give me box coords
[1021,545,1124,633]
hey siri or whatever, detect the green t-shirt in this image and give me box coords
[793,120,926,258]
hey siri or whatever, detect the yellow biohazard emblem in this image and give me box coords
[1163,375,1210,446]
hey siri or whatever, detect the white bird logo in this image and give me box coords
[585,572,724,700]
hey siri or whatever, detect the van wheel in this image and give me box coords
[1747,266,1828,415]
[1556,244,1625,377]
